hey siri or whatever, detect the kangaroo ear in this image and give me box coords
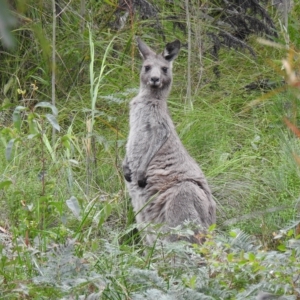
[136,37,155,59]
[163,40,181,61]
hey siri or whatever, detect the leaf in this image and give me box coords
[3,77,14,96]
[66,196,81,219]
[13,105,26,112]
[103,0,116,5]
[0,180,12,190]
[187,275,197,289]
[28,113,39,134]
[12,106,25,132]
[6,138,16,161]
[41,132,56,161]
[227,253,234,262]
[208,223,216,232]
[34,102,58,116]
[68,159,79,165]
[94,203,112,227]
[248,252,256,262]
[32,24,51,66]
[251,135,260,151]
[12,113,21,131]
[27,133,39,139]
[46,114,60,131]
[229,230,237,238]
[61,134,71,149]
[1,98,12,109]
[277,244,286,252]
[30,75,49,86]
[0,0,17,49]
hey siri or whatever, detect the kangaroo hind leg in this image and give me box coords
[164,181,214,243]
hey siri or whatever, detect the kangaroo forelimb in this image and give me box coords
[122,155,132,182]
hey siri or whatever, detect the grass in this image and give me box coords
[0,1,300,298]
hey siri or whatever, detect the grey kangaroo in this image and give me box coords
[123,37,216,245]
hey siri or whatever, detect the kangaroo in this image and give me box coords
[123,37,216,245]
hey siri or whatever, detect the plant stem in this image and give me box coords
[185,0,193,110]
[80,0,85,33]
[52,0,56,145]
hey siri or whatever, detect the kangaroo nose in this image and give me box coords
[150,77,160,83]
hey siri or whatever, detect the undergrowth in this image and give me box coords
[0,0,300,299]
[1,225,299,299]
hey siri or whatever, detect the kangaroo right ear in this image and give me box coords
[163,40,181,61]
[136,37,155,59]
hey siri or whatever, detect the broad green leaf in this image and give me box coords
[1,98,11,109]
[35,102,58,116]
[61,135,71,149]
[227,253,233,262]
[66,196,81,219]
[277,244,286,252]
[0,180,12,190]
[41,132,55,161]
[3,77,14,96]
[13,105,26,112]
[248,252,256,261]
[188,275,197,289]
[208,223,216,232]
[46,114,60,132]
[12,112,21,131]
[68,159,79,165]
[12,106,25,132]
[95,203,112,227]
[6,138,16,160]
[103,0,115,5]
[30,75,49,86]
[28,113,39,134]
[229,230,237,237]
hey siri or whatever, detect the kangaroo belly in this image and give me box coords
[147,134,204,184]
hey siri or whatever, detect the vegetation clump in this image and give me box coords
[0,0,300,298]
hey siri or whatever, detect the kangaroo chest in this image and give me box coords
[126,98,171,171]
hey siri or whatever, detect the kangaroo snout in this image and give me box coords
[149,76,161,87]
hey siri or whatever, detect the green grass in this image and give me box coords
[0,1,300,298]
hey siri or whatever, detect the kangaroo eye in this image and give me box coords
[145,65,151,72]
[162,67,168,73]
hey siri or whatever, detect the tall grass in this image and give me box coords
[85,26,116,196]
[0,0,299,298]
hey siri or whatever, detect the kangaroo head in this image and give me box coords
[137,37,181,91]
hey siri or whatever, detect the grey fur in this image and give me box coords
[123,37,216,244]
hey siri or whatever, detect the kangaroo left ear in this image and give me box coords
[163,40,181,61]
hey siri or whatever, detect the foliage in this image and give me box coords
[115,0,278,78]
[0,0,300,298]
[1,224,299,298]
